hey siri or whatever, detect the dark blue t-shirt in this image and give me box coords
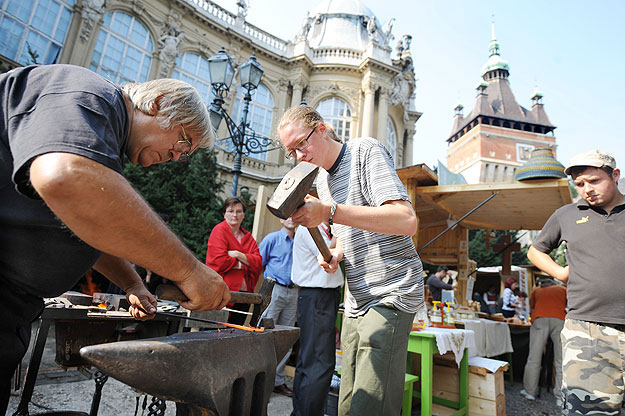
[0,64,129,300]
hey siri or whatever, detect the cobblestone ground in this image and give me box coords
[7,325,622,416]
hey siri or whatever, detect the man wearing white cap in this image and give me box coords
[527,150,625,415]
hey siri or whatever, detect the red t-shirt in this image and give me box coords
[531,285,567,321]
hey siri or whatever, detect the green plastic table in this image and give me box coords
[407,330,469,416]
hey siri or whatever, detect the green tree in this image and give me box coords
[468,229,530,268]
[123,149,225,259]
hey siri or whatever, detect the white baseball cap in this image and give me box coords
[564,150,616,175]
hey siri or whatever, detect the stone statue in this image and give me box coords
[236,0,249,19]
[366,16,376,40]
[395,39,404,59]
[402,34,412,52]
[381,18,395,46]
[80,0,106,42]
[158,27,184,77]
[294,12,312,42]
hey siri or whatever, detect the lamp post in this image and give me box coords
[207,47,281,196]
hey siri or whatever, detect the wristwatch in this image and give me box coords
[329,201,337,226]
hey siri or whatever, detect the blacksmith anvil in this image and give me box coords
[80,325,299,416]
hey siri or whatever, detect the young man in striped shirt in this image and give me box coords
[279,106,425,416]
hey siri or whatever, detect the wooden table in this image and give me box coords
[407,330,469,416]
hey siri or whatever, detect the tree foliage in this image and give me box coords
[123,149,225,259]
[468,229,530,268]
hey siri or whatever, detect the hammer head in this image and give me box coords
[267,161,319,219]
[250,278,275,328]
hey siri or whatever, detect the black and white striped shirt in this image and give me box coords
[317,137,425,318]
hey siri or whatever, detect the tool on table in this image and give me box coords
[266,161,333,262]
[222,306,252,316]
[155,277,275,328]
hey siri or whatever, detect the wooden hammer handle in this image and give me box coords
[155,284,263,305]
[307,227,333,263]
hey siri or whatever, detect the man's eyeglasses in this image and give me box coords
[285,125,316,160]
[174,124,194,162]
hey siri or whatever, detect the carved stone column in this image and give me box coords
[277,79,290,116]
[361,83,375,138]
[376,88,390,143]
[79,0,106,43]
[290,82,304,107]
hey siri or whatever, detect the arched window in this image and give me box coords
[316,97,352,142]
[0,0,74,65]
[172,52,214,105]
[231,84,274,161]
[386,118,398,166]
[89,11,153,84]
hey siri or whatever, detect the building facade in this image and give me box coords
[446,25,557,184]
[0,0,421,198]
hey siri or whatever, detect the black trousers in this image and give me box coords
[292,287,340,416]
[0,281,44,415]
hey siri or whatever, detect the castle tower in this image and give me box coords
[446,24,557,183]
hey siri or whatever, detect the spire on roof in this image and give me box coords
[481,19,510,79]
[531,86,544,105]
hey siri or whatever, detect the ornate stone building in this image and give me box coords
[446,25,557,184]
[0,0,420,198]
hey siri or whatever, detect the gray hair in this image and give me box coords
[121,78,215,148]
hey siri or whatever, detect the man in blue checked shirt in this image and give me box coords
[259,217,298,397]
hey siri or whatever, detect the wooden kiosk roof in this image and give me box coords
[397,165,573,230]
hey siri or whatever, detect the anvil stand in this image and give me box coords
[12,306,177,416]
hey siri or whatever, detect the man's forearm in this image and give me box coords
[527,245,568,282]
[93,253,144,292]
[30,153,199,283]
[333,200,417,235]
[297,196,417,236]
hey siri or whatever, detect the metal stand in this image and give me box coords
[88,371,108,416]
[146,397,166,416]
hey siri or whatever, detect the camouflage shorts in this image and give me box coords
[561,318,625,415]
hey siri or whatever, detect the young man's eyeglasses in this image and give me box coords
[173,124,194,162]
[285,125,316,160]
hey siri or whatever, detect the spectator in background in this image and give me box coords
[520,278,567,407]
[482,285,499,314]
[501,277,522,318]
[259,217,298,397]
[205,197,262,325]
[514,290,528,321]
[428,266,456,302]
[291,222,344,416]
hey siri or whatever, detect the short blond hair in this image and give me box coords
[279,105,342,143]
[279,105,323,131]
[121,79,215,148]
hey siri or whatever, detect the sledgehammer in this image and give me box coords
[266,161,333,262]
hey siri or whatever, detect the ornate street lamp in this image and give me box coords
[208,47,281,196]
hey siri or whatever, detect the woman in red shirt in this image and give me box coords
[206,197,262,324]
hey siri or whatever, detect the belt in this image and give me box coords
[275,281,295,289]
[588,320,625,332]
[601,322,625,332]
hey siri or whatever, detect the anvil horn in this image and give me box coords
[80,326,299,415]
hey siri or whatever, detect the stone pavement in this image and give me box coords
[7,322,293,415]
[5,322,579,416]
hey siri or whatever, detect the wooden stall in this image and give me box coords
[397,164,573,306]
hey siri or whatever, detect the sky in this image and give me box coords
[216,0,625,171]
